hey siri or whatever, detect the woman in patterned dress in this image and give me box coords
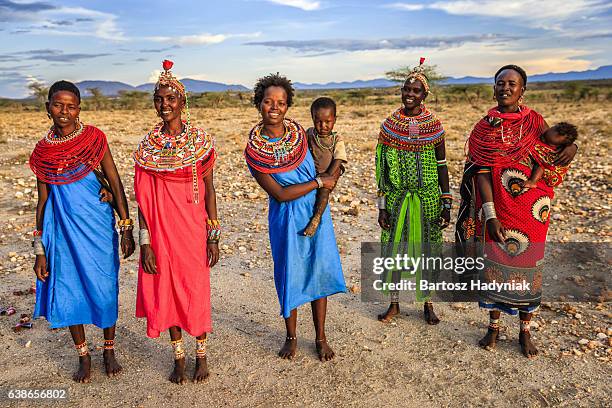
[376,59,451,325]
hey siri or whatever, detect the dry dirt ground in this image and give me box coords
[0,100,610,407]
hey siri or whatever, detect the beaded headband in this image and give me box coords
[155,59,186,98]
[406,57,430,94]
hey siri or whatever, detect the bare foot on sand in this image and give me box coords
[424,303,440,325]
[519,331,538,358]
[378,302,399,323]
[73,354,91,383]
[478,328,499,351]
[193,356,210,383]
[316,338,335,362]
[279,337,297,359]
[103,349,122,377]
[169,357,187,384]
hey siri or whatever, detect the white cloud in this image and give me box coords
[149,32,261,46]
[265,0,321,11]
[388,1,612,29]
[385,3,425,11]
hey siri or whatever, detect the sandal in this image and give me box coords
[0,306,16,316]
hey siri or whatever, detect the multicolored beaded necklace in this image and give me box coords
[133,121,215,204]
[245,118,308,174]
[379,105,445,152]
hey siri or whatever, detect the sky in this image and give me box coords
[0,0,611,98]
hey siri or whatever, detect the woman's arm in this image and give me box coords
[476,171,506,242]
[203,171,219,267]
[100,148,135,258]
[251,169,338,202]
[376,144,391,230]
[138,207,157,274]
[435,142,451,228]
[33,180,49,282]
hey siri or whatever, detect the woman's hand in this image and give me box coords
[33,254,48,282]
[439,208,451,229]
[121,230,135,259]
[378,209,391,230]
[207,241,219,267]
[99,187,114,204]
[486,218,506,243]
[554,143,578,166]
[140,244,157,274]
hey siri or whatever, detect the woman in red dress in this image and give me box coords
[455,65,577,358]
[133,61,219,383]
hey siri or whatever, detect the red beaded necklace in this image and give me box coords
[467,106,545,167]
[30,124,108,185]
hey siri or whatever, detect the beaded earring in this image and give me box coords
[47,113,51,119]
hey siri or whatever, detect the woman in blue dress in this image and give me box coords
[30,81,135,382]
[245,74,346,361]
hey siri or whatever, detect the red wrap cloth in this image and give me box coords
[134,126,216,338]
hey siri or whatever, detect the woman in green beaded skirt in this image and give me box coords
[376,59,451,325]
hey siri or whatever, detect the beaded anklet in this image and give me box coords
[489,318,500,331]
[104,339,114,350]
[171,339,185,360]
[75,341,89,357]
[196,338,207,359]
[520,320,531,332]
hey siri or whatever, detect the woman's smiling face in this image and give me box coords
[401,78,427,111]
[494,69,524,110]
[153,85,184,123]
[259,86,288,126]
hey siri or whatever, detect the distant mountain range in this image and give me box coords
[66,65,609,96]
[76,79,248,96]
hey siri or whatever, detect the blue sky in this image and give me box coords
[1,0,611,97]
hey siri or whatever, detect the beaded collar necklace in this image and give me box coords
[45,122,84,144]
[245,118,307,174]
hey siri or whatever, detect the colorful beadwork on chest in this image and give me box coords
[379,107,444,151]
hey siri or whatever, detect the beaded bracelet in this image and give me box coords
[206,219,221,242]
[436,159,447,167]
[440,193,452,210]
[117,218,134,232]
[32,229,43,237]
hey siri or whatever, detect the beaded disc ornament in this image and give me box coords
[245,118,308,174]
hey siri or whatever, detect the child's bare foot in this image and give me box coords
[424,302,440,325]
[378,302,399,323]
[279,337,297,359]
[169,357,187,384]
[73,354,91,383]
[478,328,499,351]
[193,356,209,383]
[316,338,335,362]
[519,331,538,358]
[303,215,322,237]
[103,349,122,377]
